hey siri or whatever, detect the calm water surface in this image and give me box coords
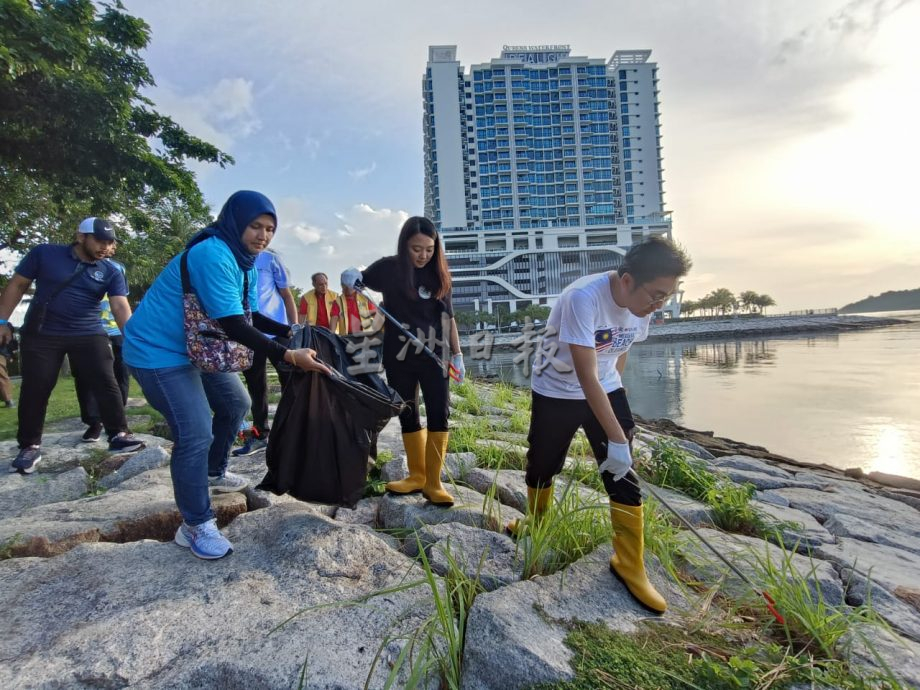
[464,311,920,479]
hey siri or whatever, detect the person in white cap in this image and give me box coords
[0,217,145,474]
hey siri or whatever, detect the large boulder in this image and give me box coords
[645,485,714,527]
[0,466,89,516]
[714,467,825,491]
[334,497,382,529]
[464,468,529,512]
[813,537,920,595]
[772,486,920,539]
[751,500,835,550]
[676,528,845,606]
[402,522,523,591]
[843,568,920,643]
[0,467,246,558]
[380,485,524,534]
[0,504,437,690]
[461,545,685,689]
[98,445,171,489]
[840,624,920,690]
[823,512,920,556]
[0,431,170,474]
[463,469,607,515]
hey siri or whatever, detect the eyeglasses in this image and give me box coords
[637,284,676,306]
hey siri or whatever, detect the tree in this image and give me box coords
[0,0,232,252]
[680,299,699,317]
[492,304,511,332]
[116,193,211,304]
[453,310,480,332]
[754,293,776,315]
[739,290,759,314]
[520,304,551,322]
[708,288,738,316]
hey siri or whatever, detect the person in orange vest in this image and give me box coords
[297,272,338,331]
[330,276,379,336]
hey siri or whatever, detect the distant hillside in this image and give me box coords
[840,288,920,314]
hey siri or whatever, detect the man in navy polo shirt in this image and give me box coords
[0,217,145,474]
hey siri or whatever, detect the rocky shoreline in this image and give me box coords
[644,313,910,343]
[463,313,908,350]
[1,383,918,689]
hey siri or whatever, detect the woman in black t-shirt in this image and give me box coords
[343,217,463,506]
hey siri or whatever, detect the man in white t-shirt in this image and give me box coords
[508,236,691,614]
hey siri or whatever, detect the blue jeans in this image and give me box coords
[129,365,250,526]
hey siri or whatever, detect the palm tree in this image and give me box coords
[755,293,776,315]
[739,290,759,314]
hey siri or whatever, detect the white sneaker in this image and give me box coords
[207,471,249,493]
[175,519,233,559]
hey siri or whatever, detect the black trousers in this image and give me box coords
[18,334,128,448]
[385,355,450,433]
[242,345,291,435]
[73,334,130,426]
[525,388,641,506]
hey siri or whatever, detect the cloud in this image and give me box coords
[290,223,324,245]
[146,77,261,155]
[348,162,378,180]
[265,201,409,291]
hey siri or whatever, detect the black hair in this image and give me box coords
[617,236,692,284]
[396,216,451,300]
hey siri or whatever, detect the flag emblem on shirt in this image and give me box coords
[595,328,615,352]
[595,327,636,353]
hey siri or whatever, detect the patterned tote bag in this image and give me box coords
[181,250,254,373]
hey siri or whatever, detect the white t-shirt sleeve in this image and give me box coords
[557,289,597,348]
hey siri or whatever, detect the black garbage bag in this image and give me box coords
[257,326,403,508]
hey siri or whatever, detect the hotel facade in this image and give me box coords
[422,44,678,316]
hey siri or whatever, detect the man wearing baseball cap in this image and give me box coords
[0,217,145,474]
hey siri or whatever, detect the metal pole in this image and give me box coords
[354,283,460,382]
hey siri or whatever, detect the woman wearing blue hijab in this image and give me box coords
[124,191,330,560]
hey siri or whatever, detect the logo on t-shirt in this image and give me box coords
[418,285,432,300]
[595,326,638,353]
[91,269,106,282]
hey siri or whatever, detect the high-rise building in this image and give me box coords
[423,45,677,316]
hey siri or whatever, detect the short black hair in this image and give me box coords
[311,272,328,283]
[617,236,692,284]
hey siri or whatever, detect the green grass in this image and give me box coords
[364,449,394,498]
[640,438,771,537]
[0,377,163,440]
[532,619,900,690]
[513,480,611,579]
[80,447,113,496]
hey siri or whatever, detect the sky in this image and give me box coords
[121,0,920,312]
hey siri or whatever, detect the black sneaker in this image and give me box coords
[108,433,145,453]
[11,446,42,474]
[82,423,103,443]
[231,436,268,457]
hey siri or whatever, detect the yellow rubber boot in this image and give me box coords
[386,430,427,494]
[609,502,667,613]
[421,431,454,506]
[506,485,554,537]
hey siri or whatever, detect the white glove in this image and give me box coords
[598,440,632,482]
[341,268,363,290]
[450,353,465,383]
